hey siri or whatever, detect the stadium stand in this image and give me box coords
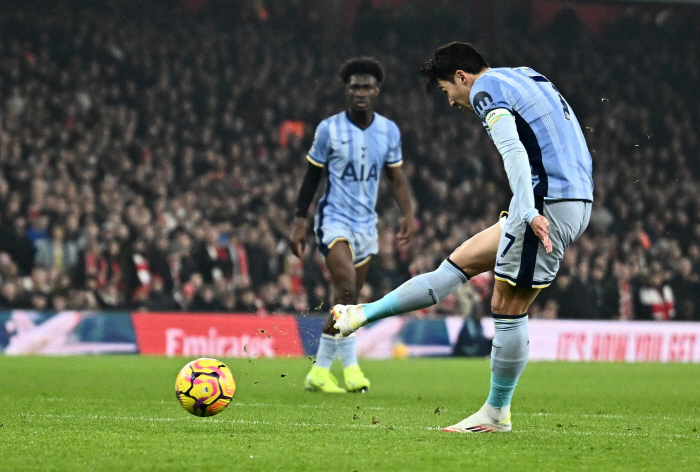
[0,0,698,320]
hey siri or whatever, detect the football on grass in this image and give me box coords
[175,358,236,417]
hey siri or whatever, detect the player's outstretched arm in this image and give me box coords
[289,162,323,257]
[487,110,551,253]
[384,166,415,247]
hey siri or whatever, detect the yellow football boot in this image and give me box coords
[304,366,346,393]
[343,364,370,393]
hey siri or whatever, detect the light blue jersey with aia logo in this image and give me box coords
[307,111,402,233]
[470,67,593,201]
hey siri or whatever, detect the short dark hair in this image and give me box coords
[419,42,489,95]
[338,57,385,84]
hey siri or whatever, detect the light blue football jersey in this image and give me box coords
[470,67,593,201]
[307,111,402,233]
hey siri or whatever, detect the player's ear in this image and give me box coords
[455,70,467,84]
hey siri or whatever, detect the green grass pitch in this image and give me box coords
[1,356,699,471]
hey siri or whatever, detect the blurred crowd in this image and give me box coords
[0,1,698,321]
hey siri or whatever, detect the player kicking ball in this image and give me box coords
[290,57,414,393]
[332,43,593,430]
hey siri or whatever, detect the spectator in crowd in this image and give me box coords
[0,281,25,308]
[220,292,237,312]
[235,289,262,314]
[146,276,179,312]
[51,293,69,311]
[671,258,700,321]
[26,213,50,247]
[30,292,49,311]
[34,224,78,276]
[637,262,676,320]
[195,227,234,285]
[176,283,198,311]
[97,281,126,310]
[190,285,224,312]
[5,218,35,276]
[601,260,637,320]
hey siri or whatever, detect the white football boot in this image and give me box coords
[442,404,512,433]
[331,304,368,337]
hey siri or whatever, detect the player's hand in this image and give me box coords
[396,215,415,248]
[289,217,307,258]
[530,215,552,254]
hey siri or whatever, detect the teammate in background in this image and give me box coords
[290,57,415,393]
[333,43,593,428]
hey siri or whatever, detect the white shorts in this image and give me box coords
[315,225,378,267]
[494,197,591,288]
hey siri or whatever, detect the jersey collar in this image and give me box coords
[345,111,376,131]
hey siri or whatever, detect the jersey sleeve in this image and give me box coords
[470,77,513,122]
[384,121,403,168]
[307,120,330,167]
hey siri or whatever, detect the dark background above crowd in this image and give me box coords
[0,0,698,321]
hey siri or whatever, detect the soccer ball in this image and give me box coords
[175,358,236,417]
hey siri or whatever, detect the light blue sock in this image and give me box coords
[336,335,358,368]
[486,315,529,408]
[487,374,519,408]
[363,259,468,323]
[363,292,400,322]
[314,334,337,369]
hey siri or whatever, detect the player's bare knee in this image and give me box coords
[492,301,521,316]
[492,282,538,315]
[491,282,518,315]
[490,296,510,315]
[449,224,500,278]
[492,302,529,316]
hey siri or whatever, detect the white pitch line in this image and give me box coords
[30,398,401,411]
[225,403,700,423]
[28,413,435,431]
[231,402,393,411]
[21,414,698,439]
[27,399,700,423]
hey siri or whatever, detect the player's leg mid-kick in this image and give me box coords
[332,219,502,336]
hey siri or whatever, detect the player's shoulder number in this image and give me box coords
[517,67,571,121]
